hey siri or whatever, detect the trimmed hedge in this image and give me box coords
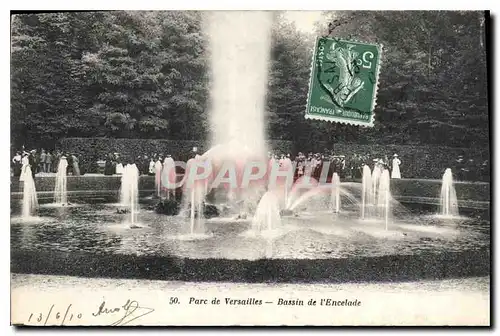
[58,138,294,173]
[390,178,490,203]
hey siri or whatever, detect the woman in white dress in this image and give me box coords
[19,152,30,182]
[391,154,401,179]
[115,159,124,175]
[148,158,155,175]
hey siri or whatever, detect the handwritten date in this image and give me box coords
[27,304,82,326]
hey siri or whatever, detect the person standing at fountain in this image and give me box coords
[53,150,61,173]
[45,151,52,174]
[391,154,401,179]
[104,154,115,176]
[139,155,148,175]
[311,153,319,179]
[12,151,22,177]
[19,151,30,182]
[296,153,305,181]
[339,155,346,179]
[285,154,292,171]
[148,157,155,176]
[28,150,37,179]
[350,154,359,179]
[39,149,46,173]
[305,153,315,180]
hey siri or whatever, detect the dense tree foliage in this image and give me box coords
[11,11,209,148]
[11,11,489,151]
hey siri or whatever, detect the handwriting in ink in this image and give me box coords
[27,304,83,326]
[92,299,155,326]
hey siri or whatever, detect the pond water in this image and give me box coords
[10,202,490,261]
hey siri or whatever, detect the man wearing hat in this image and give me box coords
[391,154,401,179]
[28,150,37,179]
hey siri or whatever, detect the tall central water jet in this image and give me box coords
[207,11,272,160]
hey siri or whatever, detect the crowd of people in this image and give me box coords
[267,151,402,181]
[11,148,81,180]
[96,151,400,179]
[12,147,488,182]
[101,153,175,176]
[99,150,404,182]
[267,151,488,181]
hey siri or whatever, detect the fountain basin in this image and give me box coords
[11,202,490,283]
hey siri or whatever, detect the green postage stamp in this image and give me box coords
[305,37,383,127]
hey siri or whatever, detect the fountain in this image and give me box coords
[372,164,382,207]
[330,173,341,213]
[171,156,212,239]
[361,165,372,219]
[285,176,319,210]
[251,190,281,233]
[161,156,176,200]
[120,164,139,228]
[188,183,206,236]
[439,168,459,217]
[21,165,38,219]
[359,165,392,229]
[377,169,391,230]
[119,165,132,208]
[184,11,273,222]
[53,157,68,205]
[207,11,272,158]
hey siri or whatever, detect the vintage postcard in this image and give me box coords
[10,10,490,326]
